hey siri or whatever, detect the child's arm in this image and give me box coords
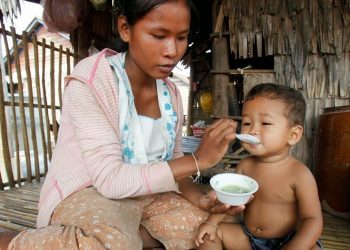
[195,159,249,247]
[195,213,227,246]
[283,165,323,250]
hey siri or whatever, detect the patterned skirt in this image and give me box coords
[8,187,209,250]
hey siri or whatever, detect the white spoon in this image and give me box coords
[235,133,261,145]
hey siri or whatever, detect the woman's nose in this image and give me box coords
[164,39,177,57]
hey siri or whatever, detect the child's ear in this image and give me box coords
[117,16,130,43]
[288,125,303,146]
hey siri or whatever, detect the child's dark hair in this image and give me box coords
[244,83,306,126]
[112,0,200,52]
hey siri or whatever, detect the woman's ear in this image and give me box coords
[117,15,130,43]
[288,125,303,146]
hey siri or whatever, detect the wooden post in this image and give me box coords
[212,1,230,117]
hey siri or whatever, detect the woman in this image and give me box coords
[9,0,243,249]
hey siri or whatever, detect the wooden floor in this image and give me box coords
[0,183,349,249]
[321,212,350,250]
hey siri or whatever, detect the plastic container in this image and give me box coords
[191,126,206,138]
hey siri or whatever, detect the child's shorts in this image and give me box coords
[241,220,323,250]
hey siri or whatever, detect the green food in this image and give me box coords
[220,184,250,194]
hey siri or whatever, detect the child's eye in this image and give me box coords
[262,122,272,125]
[242,122,251,126]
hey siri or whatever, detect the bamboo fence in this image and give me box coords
[0,21,76,190]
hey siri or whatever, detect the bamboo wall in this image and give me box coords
[0,23,76,190]
[215,0,350,97]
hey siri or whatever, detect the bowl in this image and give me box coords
[210,173,259,206]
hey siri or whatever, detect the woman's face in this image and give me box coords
[120,0,190,80]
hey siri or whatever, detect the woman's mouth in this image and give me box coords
[158,64,175,74]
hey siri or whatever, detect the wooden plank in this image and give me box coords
[211,69,274,75]
[0,220,29,232]
[214,2,224,33]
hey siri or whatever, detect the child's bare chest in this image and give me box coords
[248,168,296,204]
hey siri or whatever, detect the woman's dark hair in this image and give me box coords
[244,83,306,126]
[112,0,200,52]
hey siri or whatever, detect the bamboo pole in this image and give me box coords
[33,35,48,175]
[23,31,40,182]
[11,27,32,184]
[1,22,21,187]
[0,20,16,189]
[50,42,58,142]
[0,60,13,189]
[0,220,29,232]
[41,38,52,161]
[58,45,63,110]
[3,101,60,109]
[66,48,71,76]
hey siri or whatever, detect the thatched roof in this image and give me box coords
[0,0,22,21]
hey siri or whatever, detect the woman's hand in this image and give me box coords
[198,190,249,215]
[194,119,237,170]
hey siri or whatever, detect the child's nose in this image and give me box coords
[249,125,259,135]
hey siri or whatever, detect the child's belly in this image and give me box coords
[244,202,298,238]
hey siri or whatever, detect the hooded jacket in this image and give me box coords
[37,49,183,228]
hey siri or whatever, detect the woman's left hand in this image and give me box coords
[198,190,249,215]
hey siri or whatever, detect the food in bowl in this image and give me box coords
[210,173,259,206]
[220,184,251,194]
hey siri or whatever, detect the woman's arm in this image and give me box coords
[169,118,238,181]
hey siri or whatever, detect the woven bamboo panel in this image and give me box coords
[0,182,41,231]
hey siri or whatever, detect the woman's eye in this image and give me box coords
[242,122,251,126]
[153,34,165,40]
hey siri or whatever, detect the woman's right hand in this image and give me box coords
[198,190,246,215]
[194,119,237,170]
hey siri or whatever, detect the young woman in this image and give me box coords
[9,1,243,249]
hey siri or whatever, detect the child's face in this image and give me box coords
[120,0,190,80]
[240,96,294,157]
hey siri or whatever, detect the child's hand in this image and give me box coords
[195,221,219,247]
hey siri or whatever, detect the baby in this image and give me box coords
[195,83,323,250]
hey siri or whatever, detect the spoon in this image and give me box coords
[235,133,261,145]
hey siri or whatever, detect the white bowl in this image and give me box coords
[210,173,259,206]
